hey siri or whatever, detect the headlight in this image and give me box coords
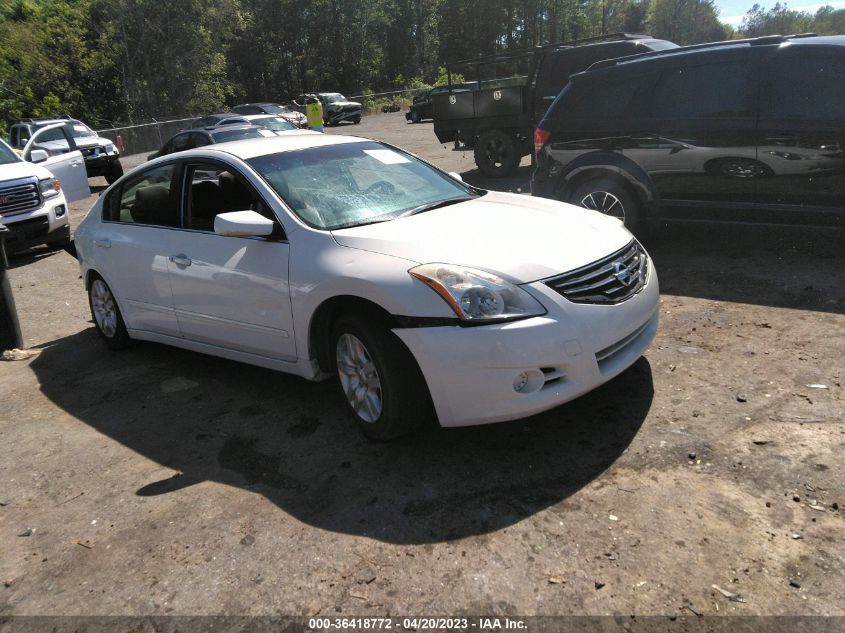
[39,178,61,198]
[106,143,117,154]
[410,264,546,323]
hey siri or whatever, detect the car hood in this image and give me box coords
[331,191,634,283]
[0,160,52,182]
[326,101,362,109]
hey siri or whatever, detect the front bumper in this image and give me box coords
[1,196,70,252]
[394,260,659,427]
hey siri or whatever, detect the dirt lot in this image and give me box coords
[1,112,843,622]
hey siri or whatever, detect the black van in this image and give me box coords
[532,34,845,231]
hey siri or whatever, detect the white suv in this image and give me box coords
[0,129,89,252]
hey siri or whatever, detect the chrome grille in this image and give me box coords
[545,240,648,304]
[0,179,41,217]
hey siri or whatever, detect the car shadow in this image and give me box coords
[7,243,69,269]
[30,329,653,544]
[642,223,845,315]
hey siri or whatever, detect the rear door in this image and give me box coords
[22,124,90,202]
[623,50,764,221]
[755,45,845,226]
[93,161,181,336]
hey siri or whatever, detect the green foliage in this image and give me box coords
[1,0,842,136]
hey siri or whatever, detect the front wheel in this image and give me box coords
[569,177,642,233]
[410,109,421,123]
[474,130,519,178]
[332,315,428,440]
[88,275,132,349]
[105,160,124,185]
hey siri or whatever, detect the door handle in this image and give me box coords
[93,238,111,248]
[70,161,82,167]
[169,254,192,267]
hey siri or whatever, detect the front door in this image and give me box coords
[755,47,845,226]
[23,124,90,202]
[167,161,296,361]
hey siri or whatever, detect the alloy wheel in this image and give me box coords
[336,333,383,423]
[90,279,118,338]
[579,190,625,221]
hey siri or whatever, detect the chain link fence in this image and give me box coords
[94,117,196,158]
[92,88,429,158]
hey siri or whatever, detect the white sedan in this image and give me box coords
[74,134,659,439]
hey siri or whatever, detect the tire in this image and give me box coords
[105,160,124,185]
[474,130,520,178]
[88,275,132,350]
[569,176,642,233]
[353,116,361,124]
[332,314,428,440]
[410,109,421,123]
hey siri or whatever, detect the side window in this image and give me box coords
[170,133,191,153]
[652,60,755,119]
[184,163,275,232]
[104,163,178,226]
[767,54,845,120]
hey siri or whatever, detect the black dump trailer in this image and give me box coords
[433,33,677,177]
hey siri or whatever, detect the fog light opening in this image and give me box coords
[512,369,544,394]
[54,205,66,218]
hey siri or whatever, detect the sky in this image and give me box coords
[717,0,845,26]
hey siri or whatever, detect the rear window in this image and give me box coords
[210,128,273,142]
[551,74,653,119]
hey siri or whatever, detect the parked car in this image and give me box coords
[405,85,472,123]
[147,125,275,160]
[0,129,90,252]
[532,34,845,231]
[293,93,362,126]
[188,112,241,129]
[434,33,677,177]
[231,102,307,128]
[9,117,124,184]
[74,133,658,439]
[209,114,302,134]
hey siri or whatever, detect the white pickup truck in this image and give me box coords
[0,123,90,252]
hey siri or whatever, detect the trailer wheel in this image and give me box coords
[474,130,519,178]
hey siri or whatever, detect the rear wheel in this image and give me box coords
[569,177,642,233]
[332,314,427,440]
[474,130,519,178]
[88,275,131,349]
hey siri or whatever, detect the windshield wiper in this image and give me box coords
[397,197,470,219]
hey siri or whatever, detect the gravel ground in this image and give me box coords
[1,112,843,621]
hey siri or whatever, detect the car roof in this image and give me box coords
[583,34,845,74]
[208,124,265,135]
[199,133,369,160]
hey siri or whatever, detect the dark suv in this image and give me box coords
[532,34,845,231]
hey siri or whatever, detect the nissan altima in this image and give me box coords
[74,134,659,439]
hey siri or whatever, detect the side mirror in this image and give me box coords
[214,210,275,237]
[30,149,48,163]
[449,172,463,182]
